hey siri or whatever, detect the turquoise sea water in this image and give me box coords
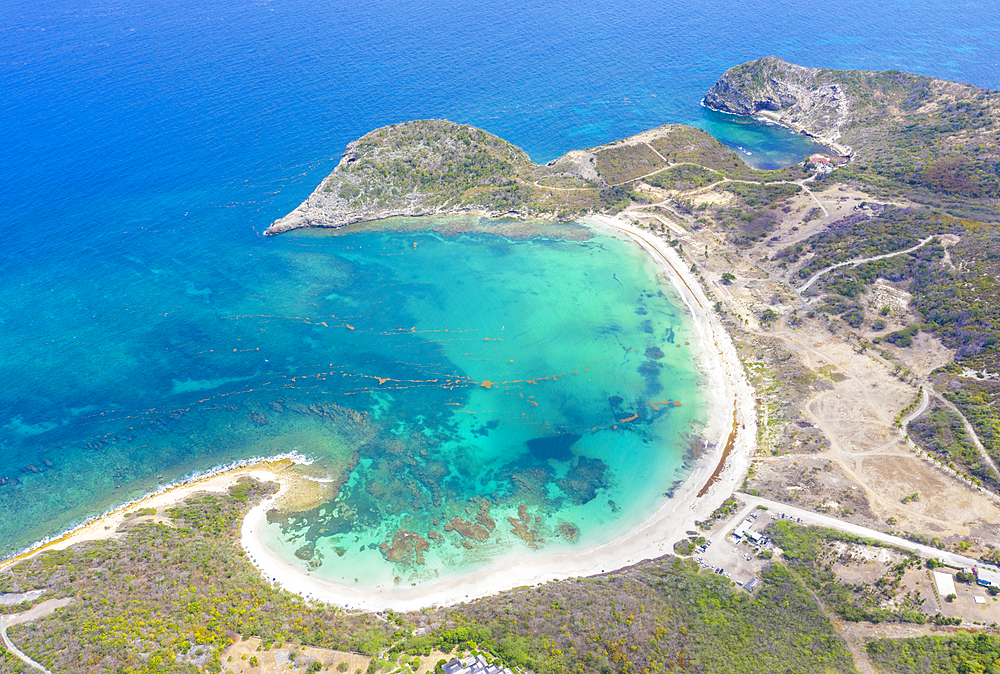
[2,0,998,565]
[256,220,704,584]
[2,214,707,582]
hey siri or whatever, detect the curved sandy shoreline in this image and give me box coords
[239,214,757,611]
[4,215,756,611]
[0,455,306,573]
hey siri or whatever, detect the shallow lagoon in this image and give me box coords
[252,219,706,584]
[0,217,704,585]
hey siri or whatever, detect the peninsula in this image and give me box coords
[263,117,803,235]
[3,57,1000,674]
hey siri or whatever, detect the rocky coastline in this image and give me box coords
[263,119,574,236]
[701,56,854,156]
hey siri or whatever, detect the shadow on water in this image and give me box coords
[525,433,582,461]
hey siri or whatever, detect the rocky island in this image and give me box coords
[5,58,1000,674]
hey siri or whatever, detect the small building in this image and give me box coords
[744,578,760,593]
[442,655,514,674]
[746,531,762,544]
[732,518,754,539]
[976,567,1000,587]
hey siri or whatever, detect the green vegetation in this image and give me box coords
[647,126,803,182]
[911,403,998,491]
[332,120,537,212]
[708,57,1000,206]
[784,209,947,278]
[775,203,999,461]
[720,181,801,208]
[895,389,924,429]
[3,480,401,673]
[833,72,1000,204]
[0,482,860,674]
[673,535,706,556]
[697,495,740,530]
[645,164,720,191]
[273,120,816,235]
[0,648,29,673]
[944,381,1000,468]
[592,142,665,184]
[430,559,856,674]
[769,522,928,624]
[885,323,922,348]
[700,182,803,247]
[867,633,1000,674]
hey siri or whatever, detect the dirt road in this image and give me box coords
[736,492,993,570]
[0,598,72,673]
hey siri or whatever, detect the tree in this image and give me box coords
[721,272,736,285]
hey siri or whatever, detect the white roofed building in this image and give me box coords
[442,655,515,674]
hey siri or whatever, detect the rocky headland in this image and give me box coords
[268,58,999,238]
[702,56,854,155]
[703,56,1000,201]
[265,120,543,235]
[263,119,794,235]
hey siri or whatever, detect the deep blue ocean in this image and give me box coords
[2,0,998,561]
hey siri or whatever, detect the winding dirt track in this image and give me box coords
[0,598,71,673]
[798,236,934,292]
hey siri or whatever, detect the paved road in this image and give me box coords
[735,492,998,571]
[901,386,929,429]
[0,598,71,673]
